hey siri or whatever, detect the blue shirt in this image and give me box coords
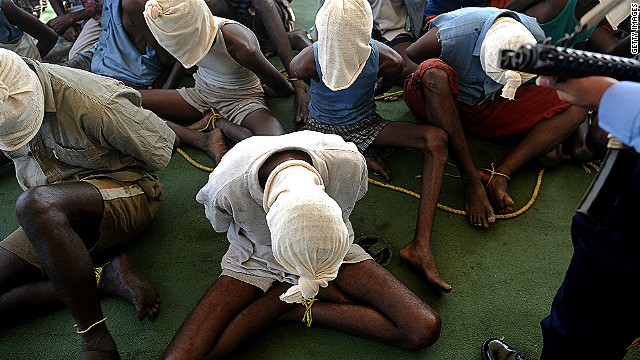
[599,81,640,153]
[431,7,545,105]
[0,0,23,43]
[424,0,488,18]
[309,40,378,126]
[90,0,161,86]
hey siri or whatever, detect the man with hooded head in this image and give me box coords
[0,48,182,359]
[139,0,294,162]
[404,7,589,227]
[160,130,441,359]
[289,0,456,293]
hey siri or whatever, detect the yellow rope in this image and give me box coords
[94,262,110,288]
[374,90,403,102]
[628,336,640,349]
[279,68,299,81]
[301,298,317,327]
[367,168,545,219]
[74,317,107,334]
[177,148,215,172]
[175,110,227,172]
[478,163,511,187]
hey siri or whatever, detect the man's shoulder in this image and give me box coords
[218,19,258,48]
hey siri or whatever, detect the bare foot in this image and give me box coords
[478,169,514,215]
[464,180,495,227]
[365,156,391,181]
[80,325,120,360]
[293,82,310,124]
[99,254,160,321]
[187,111,217,132]
[400,242,452,293]
[204,128,228,165]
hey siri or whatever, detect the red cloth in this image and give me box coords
[403,59,571,138]
[486,0,510,8]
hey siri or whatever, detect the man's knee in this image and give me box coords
[421,67,451,93]
[419,125,449,158]
[404,310,442,350]
[15,186,58,225]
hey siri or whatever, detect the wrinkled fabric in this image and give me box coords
[196,131,370,289]
[0,49,43,151]
[2,58,176,190]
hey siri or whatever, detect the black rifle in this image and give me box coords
[499,43,640,82]
[500,43,640,225]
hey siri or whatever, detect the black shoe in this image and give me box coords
[482,338,532,360]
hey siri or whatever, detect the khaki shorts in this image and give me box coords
[176,73,268,126]
[0,177,162,269]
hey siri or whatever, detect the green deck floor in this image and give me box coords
[2,1,639,359]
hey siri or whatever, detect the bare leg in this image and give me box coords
[420,68,496,228]
[139,89,203,123]
[166,122,228,164]
[480,105,587,213]
[160,276,294,360]
[250,0,310,123]
[0,248,62,325]
[392,41,418,85]
[139,89,228,163]
[372,121,452,292]
[0,251,160,326]
[215,108,284,143]
[287,27,312,51]
[15,182,118,359]
[281,260,441,349]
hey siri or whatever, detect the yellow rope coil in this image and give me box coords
[368,169,545,219]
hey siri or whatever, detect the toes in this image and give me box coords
[439,282,453,293]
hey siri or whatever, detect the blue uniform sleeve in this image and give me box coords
[598,81,640,153]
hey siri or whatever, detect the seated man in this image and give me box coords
[46,0,104,60]
[161,131,441,359]
[64,0,175,89]
[370,0,424,83]
[0,48,218,359]
[140,0,293,162]
[205,0,312,123]
[1,0,57,60]
[506,0,607,47]
[313,0,426,85]
[291,0,452,292]
[404,7,588,226]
